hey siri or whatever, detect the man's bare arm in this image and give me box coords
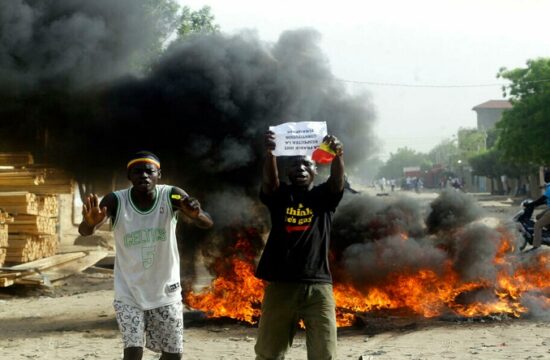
[171,187,213,229]
[262,130,280,195]
[78,193,116,236]
[326,135,345,193]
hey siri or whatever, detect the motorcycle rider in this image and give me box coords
[524,169,550,249]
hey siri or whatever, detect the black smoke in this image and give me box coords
[425,189,483,233]
[0,2,379,292]
[0,0,378,207]
[331,190,493,285]
[8,2,545,319]
[329,190,550,318]
[0,0,172,93]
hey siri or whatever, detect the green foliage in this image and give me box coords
[496,58,550,164]
[469,148,535,179]
[177,6,220,37]
[469,149,500,178]
[457,128,486,159]
[428,138,459,168]
[377,147,431,179]
[133,3,222,70]
[484,128,499,149]
[133,0,181,71]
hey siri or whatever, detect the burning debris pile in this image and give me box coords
[187,190,550,326]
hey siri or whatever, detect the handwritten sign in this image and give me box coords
[270,121,327,156]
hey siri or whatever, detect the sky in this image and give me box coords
[178,0,550,160]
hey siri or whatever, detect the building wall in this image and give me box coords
[476,108,507,130]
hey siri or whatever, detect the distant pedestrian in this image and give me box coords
[344,174,360,194]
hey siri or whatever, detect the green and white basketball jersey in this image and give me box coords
[112,185,181,310]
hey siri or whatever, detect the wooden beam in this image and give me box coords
[16,250,108,285]
[7,252,86,271]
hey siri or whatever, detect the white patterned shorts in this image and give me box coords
[113,300,184,354]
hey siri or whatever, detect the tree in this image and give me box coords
[140,0,181,66]
[496,58,550,165]
[428,138,459,168]
[457,128,486,160]
[377,147,431,180]
[177,6,220,37]
[470,147,536,195]
[469,149,504,194]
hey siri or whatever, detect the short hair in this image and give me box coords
[127,151,161,169]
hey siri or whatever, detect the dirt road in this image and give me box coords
[1,191,550,360]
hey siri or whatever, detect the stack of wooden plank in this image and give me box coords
[0,152,34,167]
[0,152,74,265]
[11,214,57,234]
[0,210,14,266]
[4,234,58,264]
[3,210,59,264]
[35,168,74,194]
[0,192,39,215]
[0,168,73,194]
[38,195,59,217]
[0,170,45,187]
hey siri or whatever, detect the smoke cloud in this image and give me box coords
[0,0,172,93]
[425,189,483,233]
[4,1,547,320]
[0,1,381,300]
[329,190,550,318]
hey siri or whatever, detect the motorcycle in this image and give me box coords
[513,200,550,250]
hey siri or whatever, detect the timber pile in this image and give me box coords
[0,170,44,186]
[0,152,34,167]
[0,152,73,265]
[11,214,57,234]
[0,209,14,224]
[4,234,58,264]
[0,168,73,194]
[6,213,58,263]
[0,210,14,266]
[38,195,59,217]
[0,192,39,215]
[0,192,59,264]
[0,192,59,217]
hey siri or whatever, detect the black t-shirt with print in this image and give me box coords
[256,182,343,283]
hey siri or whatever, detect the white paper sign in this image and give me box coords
[269,121,327,156]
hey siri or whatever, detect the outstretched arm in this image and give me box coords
[262,130,280,195]
[527,195,548,208]
[325,135,345,193]
[78,193,115,236]
[171,188,213,229]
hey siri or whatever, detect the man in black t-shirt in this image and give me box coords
[254,130,345,360]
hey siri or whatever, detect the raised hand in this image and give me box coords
[82,194,107,227]
[323,135,344,156]
[265,130,276,154]
[179,196,201,219]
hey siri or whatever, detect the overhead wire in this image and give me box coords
[335,77,550,88]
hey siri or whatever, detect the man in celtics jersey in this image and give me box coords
[79,151,213,360]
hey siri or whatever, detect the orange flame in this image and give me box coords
[186,256,264,323]
[185,228,550,327]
